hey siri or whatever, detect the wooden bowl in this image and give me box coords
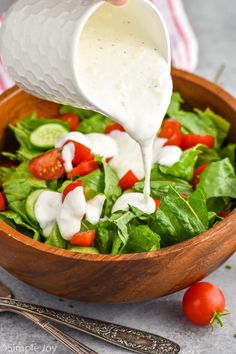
[0,68,236,304]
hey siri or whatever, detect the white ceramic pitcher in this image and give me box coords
[0,0,170,115]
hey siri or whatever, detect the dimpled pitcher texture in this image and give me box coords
[0,0,100,109]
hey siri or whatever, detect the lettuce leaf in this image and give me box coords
[206,197,232,213]
[59,105,95,119]
[80,169,105,199]
[159,146,201,181]
[100,159,122,216]
[78,113,111,134]
[110,211,136,254]
[173,108,230,149]
[133,179,192,198]
[96,211,135,254]
[167,92,184,116]
[0,166,16,183]
[151,187,208,246]
[10,113,68,160]
[196,145,220,166]
[167,93,230,149]
[2,162,46,203]
[197,158,236,199]
[96,220,116,254]
[133,164,193,197]
[122,224,160,253]
[0,210,40,240]
[45,224,68,249]
[219,144,236,166]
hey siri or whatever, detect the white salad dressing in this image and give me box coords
[157,146,183,167]
[77,4,173,204]
[34,191,62,237]
[56,186,86,240]
[112,193,155,214]
[55,132,91,149]
[86,133,118,158]
[62,142,75,172]
[108,131,167,179]
[85,194,106,225]
[34,187,106,240]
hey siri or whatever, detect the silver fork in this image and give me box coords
[0,282,97,354]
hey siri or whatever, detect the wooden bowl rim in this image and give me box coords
[0,69,236,262]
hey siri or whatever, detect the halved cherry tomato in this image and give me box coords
[62,180,83,202]
[182,282,226,326]
[159,118,182,146]
[67,160,99,179]
[70,230,96,247]
[181,134,215,150]
[119,170,139,190]
[0,192,6,211]
[154,198,160,210]
[219,210,230,218]
[191,163,209,188]
[29,149,65,180]
[65,140,94,165]
[59,113,80,131]
[105,122,125,134]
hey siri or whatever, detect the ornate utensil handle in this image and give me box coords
[0,298,180,354]
[7,308,98,354]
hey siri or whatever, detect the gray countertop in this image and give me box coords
[0,1,236,353]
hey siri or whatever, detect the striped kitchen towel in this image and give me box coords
[0,0,198,94]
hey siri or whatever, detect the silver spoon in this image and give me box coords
[0,282,97,354]
[0,282,180,354]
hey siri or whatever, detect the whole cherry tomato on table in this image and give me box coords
[182,282,227,327]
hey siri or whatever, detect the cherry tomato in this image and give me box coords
[154,198,160,210]
[67,160,99,178]
[62,180,83,202]
[65,140,94,165]
[59,113,80,131]
[29,149,65,180]
[191,163,209,188]
[182,282,226,326]
[70,230,96,247]
[119,170,139,190]
[219,210,230,218]
[181,134,215,150]
[159,119,182,146]
[105,122,125,134]
[0,192,6,211]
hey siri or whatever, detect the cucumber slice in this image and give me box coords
[26,189,47,222]
[30,123,69,150]
[69,246,100,255]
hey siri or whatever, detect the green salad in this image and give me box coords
[0,92,235,255]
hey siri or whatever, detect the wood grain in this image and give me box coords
[0,69,235,303]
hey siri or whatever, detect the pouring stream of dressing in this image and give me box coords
[77,3,172,202]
